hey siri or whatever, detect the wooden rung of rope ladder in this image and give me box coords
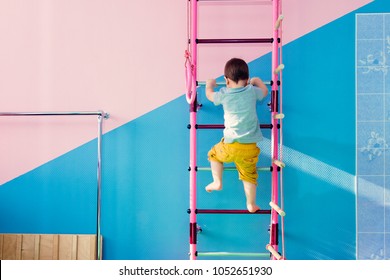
[269,201,286,217]
[266,244,284,260]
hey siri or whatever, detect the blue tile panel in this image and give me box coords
[356,13,390,260]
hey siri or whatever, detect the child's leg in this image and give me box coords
[205,160,223,192]
[243,180,260,212]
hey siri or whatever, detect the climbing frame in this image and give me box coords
[185,0,285,260]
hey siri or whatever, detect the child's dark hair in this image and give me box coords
[224,58,249,83]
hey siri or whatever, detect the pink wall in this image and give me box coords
[0,0,371,184]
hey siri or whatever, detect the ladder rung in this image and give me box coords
[274,15,284,30]
[196,209,271,214]
[196,124,273,129]
[198,0,272,3]
[197,81,272,86]
[266,244,284,260]
[273,113,284,119]
[274,63,285,74]
[197,251,270,258]
[269,201,286,217]
[196,38,273,44]
[197,166,271,172]
[273,159,285,168]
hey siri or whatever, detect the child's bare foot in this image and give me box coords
[247,203,260,213]
[205,182,222,193]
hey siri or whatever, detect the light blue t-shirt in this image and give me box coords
[213,84,265,144]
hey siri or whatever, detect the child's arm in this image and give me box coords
[206,79,217,102]
[250,77,268,97]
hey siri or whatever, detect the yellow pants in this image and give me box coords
[208,139,260,185]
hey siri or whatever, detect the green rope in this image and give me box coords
[197,252,269,258]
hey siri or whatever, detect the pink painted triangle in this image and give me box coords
[0,0,372,184]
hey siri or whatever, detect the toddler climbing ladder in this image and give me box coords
[185,0,285,260]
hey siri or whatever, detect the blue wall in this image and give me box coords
[1,0,390,260]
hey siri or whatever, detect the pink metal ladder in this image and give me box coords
[185,0,285,260]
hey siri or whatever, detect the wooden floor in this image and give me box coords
[0,234,100,260]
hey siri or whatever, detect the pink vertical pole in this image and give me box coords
[189,0,198,260]
[270,0,280,260]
